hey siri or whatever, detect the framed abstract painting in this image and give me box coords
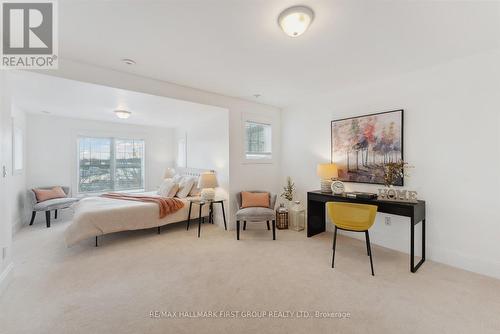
[331,109,404,186]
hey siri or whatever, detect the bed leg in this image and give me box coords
[157,226,161,234]
[95,236,98,247]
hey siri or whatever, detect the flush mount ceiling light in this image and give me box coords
[278,5,314,37]
[114,109,131,119]
[121,58,136,65]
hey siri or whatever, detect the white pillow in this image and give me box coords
[175,176,195,198]
[189,176,201,196]
[157,179,179,198]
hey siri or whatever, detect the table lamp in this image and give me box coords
[198,171,219,201]
[316,163,338,193]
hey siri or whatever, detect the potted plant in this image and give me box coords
[280,176,295,207]
[383,160,412,187]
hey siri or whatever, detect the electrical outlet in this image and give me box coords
[384,217,392,226]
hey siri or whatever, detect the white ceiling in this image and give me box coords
[56,0,500,107]
[7,71,226,127]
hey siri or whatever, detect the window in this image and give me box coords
[78,137,145,193]
[244,121,272,160]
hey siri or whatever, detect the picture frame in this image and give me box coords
[331,109,404,186]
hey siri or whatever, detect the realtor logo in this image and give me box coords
[1,0,58,69]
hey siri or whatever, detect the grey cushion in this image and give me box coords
[236,207,276,221]
[34,197,79,211]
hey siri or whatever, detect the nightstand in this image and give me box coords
[187,198,227,237]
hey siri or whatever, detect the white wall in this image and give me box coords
[0,72,14,291]
[10,105,27,233]
[26,114,175,223]
[174,110,230,226]
[41,59,282,227]
[281,49,500,279]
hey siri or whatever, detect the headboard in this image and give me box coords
[176,167,215,178]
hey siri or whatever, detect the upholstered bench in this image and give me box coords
[28,186,80,228]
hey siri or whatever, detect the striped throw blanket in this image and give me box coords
[101,193,184,219]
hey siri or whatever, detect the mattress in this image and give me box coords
[64,193,209,246]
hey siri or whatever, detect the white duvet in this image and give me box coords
[65,192,209,246]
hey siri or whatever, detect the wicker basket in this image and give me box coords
[276,210,289,229]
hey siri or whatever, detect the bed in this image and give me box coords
[65,169,211,247]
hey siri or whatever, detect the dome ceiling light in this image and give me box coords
[278,6,314,37]
[114,109,131,119]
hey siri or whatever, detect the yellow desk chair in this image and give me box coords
[326,202,378,276]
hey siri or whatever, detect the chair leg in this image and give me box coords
[272,220,276,240]
[95,236,98,247]
[267,221,270,230]
[236,220,240,240]
[365,230,371,256]
[243,221,246,230]
[45,211,51,228]
[332,226,337,268]
[54,209,58,219]
[29,211,36,225]
[365,231,375,276]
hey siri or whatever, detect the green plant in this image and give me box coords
[281,176,295,202]
[384,160,412,187]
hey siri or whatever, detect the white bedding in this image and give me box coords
[65,192,209,246]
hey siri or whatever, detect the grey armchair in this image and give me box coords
[235,191,277,240]
[28,186,79,228]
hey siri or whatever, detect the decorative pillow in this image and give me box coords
[172,174,183,184]
[157,179,179,198]
[175,177,195,199]
[33,187,67,202]
[241,192,270,208]
[189,177,202,196]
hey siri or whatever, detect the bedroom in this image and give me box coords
[0,1,499,334]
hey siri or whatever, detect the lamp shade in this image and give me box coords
[163,168,176,179]
[197,172,218,189]
[316,163,338,179]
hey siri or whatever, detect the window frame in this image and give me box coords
[76,136,146,194]
[241,113,274,164]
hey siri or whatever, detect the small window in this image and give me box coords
[78,137,145,193]
[244,121,272,160]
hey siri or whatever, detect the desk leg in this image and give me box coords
[187,202,192,230]
[307,199,326,237]
[410,218,426,273]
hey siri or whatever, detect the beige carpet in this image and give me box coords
[1,218,499,334]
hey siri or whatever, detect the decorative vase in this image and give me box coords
[289,201,305,232]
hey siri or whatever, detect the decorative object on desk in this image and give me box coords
[289,201,305,231]
[378,188,418,203]
[317,163,338,193]
[331,180,345,195]
[276,204,289,229]
[331,109,404,186]
[280,176,295,205]
[345,192,378,200]
[197,171,218,201]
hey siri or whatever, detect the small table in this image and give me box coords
[187,198,227,237]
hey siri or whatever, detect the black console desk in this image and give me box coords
[307,191,426,273]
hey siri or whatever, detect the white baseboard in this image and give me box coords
[0,262,13,296]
